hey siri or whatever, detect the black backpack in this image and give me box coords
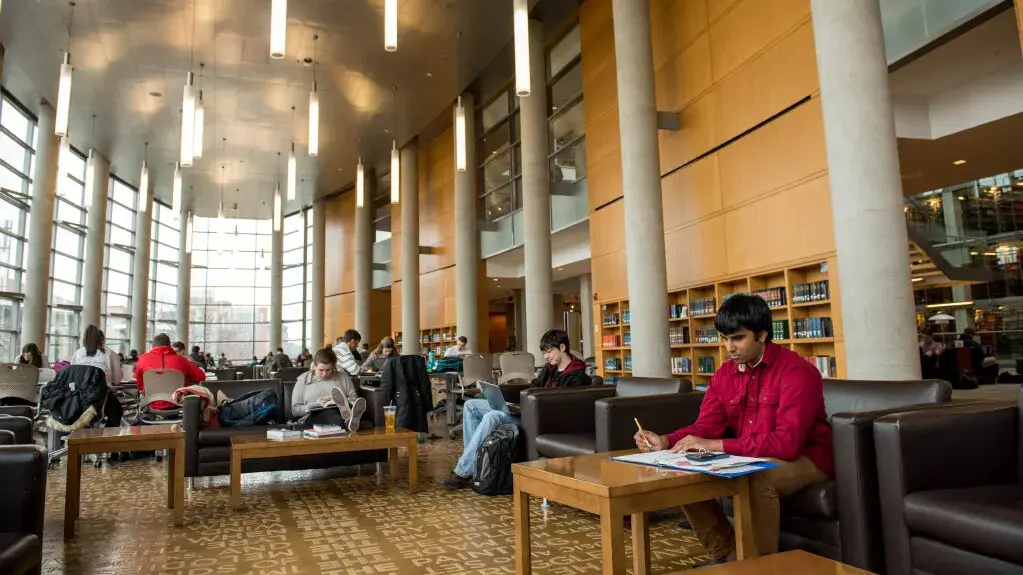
[218,389,281,427]
[471,424,524,496]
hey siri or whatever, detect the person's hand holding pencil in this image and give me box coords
[633,418,667,452]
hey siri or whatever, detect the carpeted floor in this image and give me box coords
[42,427,712,574]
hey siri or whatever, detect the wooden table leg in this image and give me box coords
[64,444,81,539]
[229,449,242,510]
[388,447,399,479]
[733,475,759,560]
[166,444,175,509]
[172,443,185,527]
[514,481,531,574]
[599,498,625,575]
[407,438,418,493]
[632,512,650,574]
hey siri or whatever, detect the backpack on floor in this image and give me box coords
[217,389,281,427]
[471,424,524,496]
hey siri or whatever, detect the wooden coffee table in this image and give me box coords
[512,450,759,575]
[65,424,185,538]
[670,549,873,574]
[229,427,419,509]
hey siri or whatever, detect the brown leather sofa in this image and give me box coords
[182,378,389,478]
[874,388,1022,575]
[0,444,46,575]
[521,377,697,460]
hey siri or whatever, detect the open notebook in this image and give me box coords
[610,450,780,478]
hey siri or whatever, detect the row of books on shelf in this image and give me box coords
[754,287,787,309]
[691,297,717,316]
[694,326,719,344]
[604,357,632,372]
[603,312,628,327]
[697,356,716,374]
[669,325,690,345]
[671,356,692,375]
[805,355,837,378]
[420,333,454,344]
[669,304,689,320]
[602,334,622,348]
[792,317,834,339]
[793,280,830,304]
[772,319,789,341]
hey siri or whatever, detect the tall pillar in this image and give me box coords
[811,0,920,380]
[130,184,154,352]
[579,273,594,359]
[512,289,526,352]
[270,215,283,350]
[521,19,554,366]
[176,208,192,347]
[311,201,326,349]
[612,0,671,378]
[23,102,59,350]
[401,139,421,355]
[354,176,373,341]
[454,92,479,349]
[82,152,110,329]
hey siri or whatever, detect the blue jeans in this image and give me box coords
[454,398,518,478]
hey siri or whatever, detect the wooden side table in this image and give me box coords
[65,424,185,538]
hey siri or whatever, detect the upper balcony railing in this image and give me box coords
[881,0,1005,64]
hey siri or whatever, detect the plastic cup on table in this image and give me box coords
[383,406,396,432]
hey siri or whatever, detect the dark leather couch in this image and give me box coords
[272,366,308,384]
[521,377,697,460]
[874,388,1022,575]
[0,444,46,575]
[0,416,34,446]
[182,378,389,478]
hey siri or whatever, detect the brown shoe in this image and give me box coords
[440,472,471,490]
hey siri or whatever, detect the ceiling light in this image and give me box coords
[356,157,365,208]
[138,161,149,213]
[953,160,967,166]
[513,0,530,97]
[924,301,974,309]
[455,96,467,171]
[82,149,95,209]
[56,136,70,197]
[193,90,204,159]
[273,184,282,232]
[287,144,297,201]
[185,212,193,254]
[308,87,319,156]
[391,142,400,204]
[269,0,287,59]
[180,72,195,166]
[55,52,72,137]
[172,162,182,218]
[911,277,923,283]
[385,0,398,52]
[217,200,225,254]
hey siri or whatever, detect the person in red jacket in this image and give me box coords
[136,333,207,409]
[634,294,833,566]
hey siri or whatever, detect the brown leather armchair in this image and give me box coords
[874,389,1022,575]
[521,377,697,460]
[0,444,46,575]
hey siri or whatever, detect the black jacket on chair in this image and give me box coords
[381,356,433,432]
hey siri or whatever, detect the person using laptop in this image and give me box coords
[361,337,397,372]
[441,329,587,490]
[444,336,470,357]
[632,294,832,566]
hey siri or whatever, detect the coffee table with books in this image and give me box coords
[229,426,418,509]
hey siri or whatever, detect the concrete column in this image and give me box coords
[23,102,59,349]
[81,152,110,329]
[612,0,671,378]
[354,176,373,341]
[270,218,283,350]
[579,273,594,359]
[552,295,564,330]
[520,19,554,367]
[512,289,526,352]
[130,185,154,352]
[176,209,192,347]
[311,201,326,349]
[454,92,479,350]
[811,0,920,380]
[401,139,421,355]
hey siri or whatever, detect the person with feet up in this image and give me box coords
[441,329,588,489]
[291,347,367,431]
[633,294,833,567]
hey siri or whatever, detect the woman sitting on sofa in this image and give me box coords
[291,347,367,431]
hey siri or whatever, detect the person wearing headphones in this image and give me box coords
[633,294,832,567]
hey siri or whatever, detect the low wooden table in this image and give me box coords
[512,450,759,575]
[672,549,873,574]
[229,427,419,509]
[65,424,185,538]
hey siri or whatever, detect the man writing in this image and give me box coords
[634,294,832,565]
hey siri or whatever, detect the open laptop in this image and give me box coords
[479,381,520,415]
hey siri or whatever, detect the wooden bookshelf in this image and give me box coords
[594,256,844,381]
[394,324,458,355]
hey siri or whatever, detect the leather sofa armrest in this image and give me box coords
[0,430,14,445]
[521,387,616,460]
[874,402,1019,575]
[595,393,704,452]
[359,386,389,429]
[181,395,203,477]
[0,445,47,538]
[0,416,33,446]
[0,406,34,419]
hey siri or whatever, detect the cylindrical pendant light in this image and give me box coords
[384,0,398,52]
[193,91,204,159]
[308,87,319,157]
[138,160,149,213]
[55,52,73,137]
[185,212,194,254]
[390,142,400,204]
[269,0,287,59]
[180,72,195,166]
[56,136,70,197]
[287,144,297,201]
[83,149,95,209]
[356,157,365,208]
[172,162,182,218]
[273,184,282,232]
[455,96,467,172]
[217,200,225,254]
[513,0,530,97]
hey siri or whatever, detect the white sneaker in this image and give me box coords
[347,397,367,432]
[331,387,353,421]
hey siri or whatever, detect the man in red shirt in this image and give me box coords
[635,294,832,564]
[136,333,207,408]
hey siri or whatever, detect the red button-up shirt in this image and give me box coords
[666,342,833,477]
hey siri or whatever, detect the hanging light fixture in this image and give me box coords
[288,143,297,201]
[181,74,195,166]
[513,0,530,97]
[139,142,149,213]
[269,0,287,59]
[274,152,282,232]
[384,0,398,52]
[391,86,400,204]
[56,136,70,198]
[454,33,467,172]
[193,64,205,160]
[308,36,319,157]
[172,162,183,218]
[185,212,194,254]
[83,149,95,209]
[217,160,225,254]
[356,157,365,208]
[55,2,76,137]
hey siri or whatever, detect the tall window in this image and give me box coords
[282,210,306,356]
[0,95,33,360]
[148,202,179,341]
[305,211,313,348]
[478,87,522,222]
[48,146,87,361]
[102,177,136,355]
[547,25,587,230]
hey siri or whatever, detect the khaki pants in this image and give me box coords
[682,456,828,559]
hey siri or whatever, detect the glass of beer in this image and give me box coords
[384,406,396,432]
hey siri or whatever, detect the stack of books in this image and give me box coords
[266,428,302,441]
[303,424,349,439]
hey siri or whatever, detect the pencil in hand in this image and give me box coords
[634,417,654,449]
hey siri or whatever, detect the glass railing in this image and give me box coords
[481,209,525,258]
[372,239,391,290]
[480,182,589,258]
[881,0,1003,64]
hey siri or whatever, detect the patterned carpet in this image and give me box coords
[41,429,712,574]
